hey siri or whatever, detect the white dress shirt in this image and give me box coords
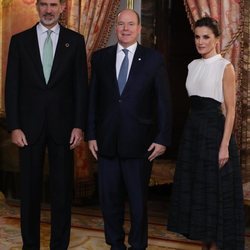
[116,42,137,81]
[36,23,60,60]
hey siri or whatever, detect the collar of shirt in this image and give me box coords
[37,22,60,36]
[116,42,138,80]
[117,42,138,55]
[37,23,60,58]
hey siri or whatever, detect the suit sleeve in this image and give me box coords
[86,52,98,141]
[153,54,172,146]
[5,36,21,131]
[73,35,88,131]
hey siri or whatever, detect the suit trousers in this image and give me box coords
[98,156,152,250]
[19,127,74,250]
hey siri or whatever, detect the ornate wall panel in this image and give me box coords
[241,0,250,182]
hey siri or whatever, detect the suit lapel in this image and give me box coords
[121,44,144,95]
[25,25,45,82]
[108,45,120,96]
[49,25,67,82]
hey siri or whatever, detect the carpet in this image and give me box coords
[0,216,199,250]
[1,192,249,249]
[0,192,201,250]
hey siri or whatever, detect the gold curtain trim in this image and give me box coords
[238,0,250,182]
[94,0,120,50]
[234,0,245,151]
[222,0,245,56]
[183,0,195,31]
[127,0,134,9]
[221,26,243,56]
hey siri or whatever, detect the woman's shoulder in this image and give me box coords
[188,58,201,69]
[219,57,231,66]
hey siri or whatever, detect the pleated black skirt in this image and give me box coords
[167,96,245,250]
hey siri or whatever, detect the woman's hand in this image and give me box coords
[218,144,229,168]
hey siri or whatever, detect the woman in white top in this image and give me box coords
[168,17,244,250]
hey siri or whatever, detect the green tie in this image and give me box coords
[42,30,53,83]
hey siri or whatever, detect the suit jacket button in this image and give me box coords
[118,99,122,103]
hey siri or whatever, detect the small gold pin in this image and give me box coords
[65,43,70,47]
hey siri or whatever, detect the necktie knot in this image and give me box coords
[122,48,129,56]
[47,29,52,37]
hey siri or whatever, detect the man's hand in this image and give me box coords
[70,128,83,150]
[148,143,166,162]
[88,140,98,160]
[11,129,28,147]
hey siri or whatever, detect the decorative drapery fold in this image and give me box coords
[183,0,244,155]
[67,0,120,61]
[184,0,242,68]
[65,0,120,202]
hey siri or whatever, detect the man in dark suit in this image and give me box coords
[87,9,172,250]
[4,0,88,249]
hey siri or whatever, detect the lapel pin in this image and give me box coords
[65,43,70,47]
[138,58,141,61]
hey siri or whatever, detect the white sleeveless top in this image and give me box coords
[186,54,230,103]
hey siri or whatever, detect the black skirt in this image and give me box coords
[167,96,245,250]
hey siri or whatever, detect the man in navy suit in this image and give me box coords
[5,0,88,249]
[87,9,172,250]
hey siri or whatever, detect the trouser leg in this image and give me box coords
[122,158,152,250]
[47,138,73,250]
[98,156,127,250]
[20,138,45,250]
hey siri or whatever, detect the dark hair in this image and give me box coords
[194,17,221,37]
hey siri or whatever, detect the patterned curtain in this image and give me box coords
[183,0,244,159]
[65,0,120,203]
[67,0,120,61]
[240,0,250,183]
[184,0,242,65]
